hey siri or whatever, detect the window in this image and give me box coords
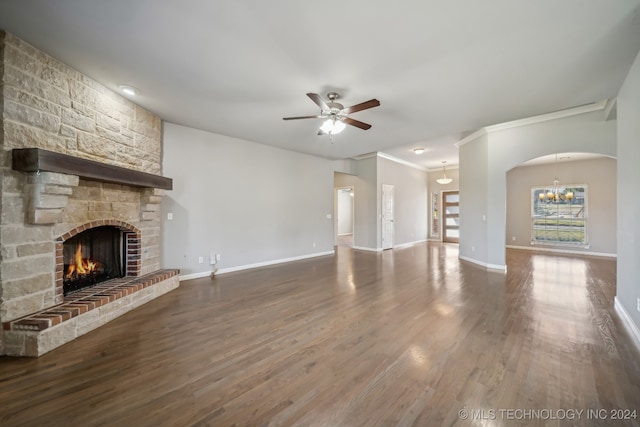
[531,185,587,246]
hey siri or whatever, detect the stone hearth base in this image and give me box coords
[2,270,180,357]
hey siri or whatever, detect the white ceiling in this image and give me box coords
[1,1,640,170]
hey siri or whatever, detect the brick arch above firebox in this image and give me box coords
[55,220,142,303]
[55,220,141,243]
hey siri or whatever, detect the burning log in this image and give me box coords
[65,243,102,280]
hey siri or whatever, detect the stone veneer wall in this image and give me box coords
[0,32,164,355]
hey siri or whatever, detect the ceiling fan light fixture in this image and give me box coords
[320,118,346,134]
[414,148,425,155]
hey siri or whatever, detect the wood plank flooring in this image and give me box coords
[1,243,639,426]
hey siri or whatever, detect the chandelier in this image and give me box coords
[436,161,452,185]
[538,154,573,202]
[538,180,574,203]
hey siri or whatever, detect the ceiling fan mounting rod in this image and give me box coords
[325,92,343,112]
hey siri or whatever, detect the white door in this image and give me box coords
[382,184,394,250]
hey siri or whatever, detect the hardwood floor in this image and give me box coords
[336,233,353,247]
[1,243,639,426]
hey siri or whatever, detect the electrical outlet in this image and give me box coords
[512,236,516,241]
[216,254,221,261]
[198,256,204,264]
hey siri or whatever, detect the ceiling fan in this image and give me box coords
[283,92,380,136]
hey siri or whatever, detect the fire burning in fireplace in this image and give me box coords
[65,243,101,280]
[62,225,124,295]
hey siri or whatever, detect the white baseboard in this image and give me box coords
[179,271,213,281]
[394,239,427,249]
[179,250,335,281]
[505,244,616,258]
[459,255,507,272]
[352,246,383,252]
[614,297,640,352]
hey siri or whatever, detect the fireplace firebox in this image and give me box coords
[63,226,125,295]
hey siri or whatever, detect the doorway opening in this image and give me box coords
[336,187,354,247]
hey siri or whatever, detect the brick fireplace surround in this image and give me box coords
[0,32,179,356]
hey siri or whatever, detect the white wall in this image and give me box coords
[506,157,617,256]
[334,168,376,250]
[459,109,617,269]
[335,155,428,250]
[161,123,335,276]
[377,157,428,247]
[459,133,489,266]
[617,49,640,336]
[354,157,379,250]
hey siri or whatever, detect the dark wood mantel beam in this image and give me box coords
[12,148,173,190]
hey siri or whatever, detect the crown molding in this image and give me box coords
[455,129,487,147]
[485,99,607,132]
[604,98,617,121]
[376,152,427,171]
[427,164,460,173]
[351,152,377,160]
[351,151,427,171]
[455,99,609,148]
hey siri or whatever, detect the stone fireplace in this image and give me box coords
[0,32,179,356]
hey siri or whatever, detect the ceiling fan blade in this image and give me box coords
[341,99,380,114]
[306,93,330,110]
[342,116,372,130]
[317,129,327,135]
[282,115,324,120]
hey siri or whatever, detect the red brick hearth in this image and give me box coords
[2,270,180,357]
[4,269,178,332]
